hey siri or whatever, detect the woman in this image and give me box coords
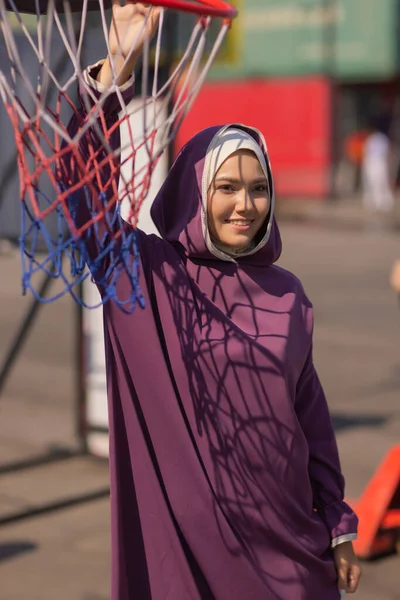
[66,3,361,598]
[362,122,394,213]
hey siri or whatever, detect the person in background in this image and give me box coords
[344,129,369,194]
[362,121,395,213]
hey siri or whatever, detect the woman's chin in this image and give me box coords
[220,234,255,250]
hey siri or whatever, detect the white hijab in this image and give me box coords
[201,126,274,262]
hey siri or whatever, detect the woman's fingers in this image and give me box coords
[347,562,362,593]
[333,542,362,596]
[337,565,349,595]
[338,561,362,595]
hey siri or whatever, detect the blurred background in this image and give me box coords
[1,1,400,599]
[178,0,400,201]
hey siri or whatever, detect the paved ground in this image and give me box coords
[0,202,399,599]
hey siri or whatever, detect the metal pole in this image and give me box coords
[0,18,84,395]
[0,266,55,395]
[75,282,88,452]
[324,0,339,199]
[0,11,113,530]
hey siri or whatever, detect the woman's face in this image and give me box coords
[207,149,270,251]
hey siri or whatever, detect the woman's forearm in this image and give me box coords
[96,4,160,88]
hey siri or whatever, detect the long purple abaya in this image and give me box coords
[63,67,358,600]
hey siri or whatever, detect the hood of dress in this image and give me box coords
[151,124,282,267]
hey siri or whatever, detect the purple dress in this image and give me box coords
[64,69,358,600]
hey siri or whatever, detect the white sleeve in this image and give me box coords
[331,533,358,549]
[83,59,135,93]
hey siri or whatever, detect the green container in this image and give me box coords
[210,0,398,81]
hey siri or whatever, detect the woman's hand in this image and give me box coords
[333,541,362,595]
[98,1,161,87]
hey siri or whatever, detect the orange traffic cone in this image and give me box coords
[347,445,400,560]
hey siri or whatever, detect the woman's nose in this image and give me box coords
[235,188,253,213]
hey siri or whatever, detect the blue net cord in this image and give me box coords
[19,183,146,314]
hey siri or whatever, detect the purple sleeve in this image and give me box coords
[294,324,358,545]
[61,63,135,283]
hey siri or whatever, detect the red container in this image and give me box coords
[176,76,332,198]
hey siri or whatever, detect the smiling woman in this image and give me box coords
[18,2,361,599]
[60,23,361,591]
[207,149,270,251]
[202,126,273,258]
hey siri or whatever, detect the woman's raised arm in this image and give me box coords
[97,1,161,87]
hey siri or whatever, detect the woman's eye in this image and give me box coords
[254,185,267,192]
[218,184,234,192]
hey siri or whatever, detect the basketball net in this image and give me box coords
[0,0,236,310]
